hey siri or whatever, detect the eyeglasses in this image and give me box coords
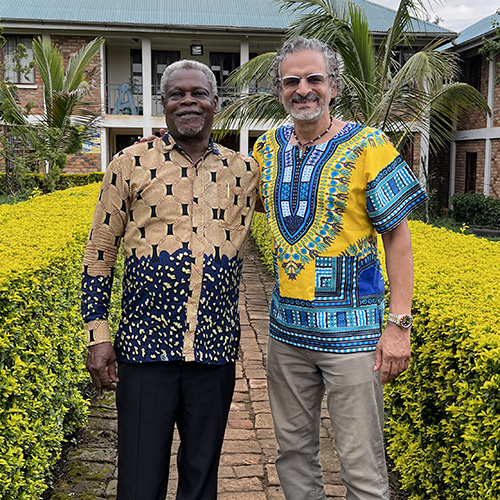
[281,73,331,89]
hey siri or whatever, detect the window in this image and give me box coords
[130,49,180,88]
[465,152,477,192]
[209,52,240,87]
[461,55,481,91]
[152,50,180,88]
[130,49,142,87]
[2,35,34,84]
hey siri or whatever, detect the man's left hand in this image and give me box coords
[373,322,411,384]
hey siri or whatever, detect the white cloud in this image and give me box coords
[373,0,499,32]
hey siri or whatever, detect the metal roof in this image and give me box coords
[353,0,453,35]
[0,0,453,34]
[1,0,292,30]
[450,12,499,48]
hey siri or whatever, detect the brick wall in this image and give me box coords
[491,138,500,199]
[0,38,45,113]
[65,150,102,173]
[454,140,486,194]
[457,54,489,131]
[51,35,103,174]
[493,53,500,129]
[1,34,103,174]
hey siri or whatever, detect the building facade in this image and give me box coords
[1,0,457,187]
[447,13,500,203]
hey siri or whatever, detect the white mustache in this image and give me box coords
[291,94,319,103]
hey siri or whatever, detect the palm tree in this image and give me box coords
[213,0,489,205]
[0,36,104,191]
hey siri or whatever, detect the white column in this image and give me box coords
[100,128,108,171]
[484,52,495,196]
[142,38,153,138]
[100,44,108,171]
[449,141,457,208]
[419,81,430,190]
[239,40,250,154]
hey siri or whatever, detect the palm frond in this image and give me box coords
[32,37,64,127]
[0,81,29,125]
[64,37,104,92]
[430,82,490,122]
[213,92,287,139]
[223,53,276,91]
[378,0,429,81]
[284,0,350,45]
[392,45,460,92]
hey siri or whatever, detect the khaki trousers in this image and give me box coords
[267,337,389,500]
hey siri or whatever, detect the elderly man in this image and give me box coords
[252,37,427,500]
[81,60,259,500]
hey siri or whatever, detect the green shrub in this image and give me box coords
[251,219,500,499]
[383,222,500,499]
[450,192,500,229]
[0,182,118,499]
[250,212,273,272]
[0,172,105,196]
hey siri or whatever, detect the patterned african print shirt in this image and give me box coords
[82,134,259,364]
[253,122,427,354]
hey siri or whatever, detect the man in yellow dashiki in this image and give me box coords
[252,37,427,500]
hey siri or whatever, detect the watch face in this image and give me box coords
[400,315,413,328]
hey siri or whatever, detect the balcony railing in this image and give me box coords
[107,83,143,115]
[106,83,269,117]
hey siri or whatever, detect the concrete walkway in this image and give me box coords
[49,237,346,500]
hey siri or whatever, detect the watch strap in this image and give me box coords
[387,313,413,329]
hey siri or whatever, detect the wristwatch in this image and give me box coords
[387,313,413,330]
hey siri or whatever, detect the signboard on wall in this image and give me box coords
[82,129,101,154]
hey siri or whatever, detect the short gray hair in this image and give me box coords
[160,59,218,100]
[271,37,342,97]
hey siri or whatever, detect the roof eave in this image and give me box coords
[0,18,288,36]
[451,29,499,52]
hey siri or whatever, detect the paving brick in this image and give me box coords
[224,428,256,440]
[218,493,266,500]
[255,412,274,429]
[220,453,263,466]
[265,463,281,486]
[234,464,265,478]
[67,448,117,463]
[222,439,262,454]
[227,418,254,429]
[219,477,264,492]
[249,378,268,390]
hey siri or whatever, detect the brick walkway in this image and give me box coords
[49,237,346,500]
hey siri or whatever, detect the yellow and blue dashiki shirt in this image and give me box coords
[81,134,259,364]
[253,122,427,353]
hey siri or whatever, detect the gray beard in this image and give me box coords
[289,105,323,121]
[285,94,328,122]
[173,116,206,137]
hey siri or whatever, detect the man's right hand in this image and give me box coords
[138,128,166,143]
[86,342,119,391]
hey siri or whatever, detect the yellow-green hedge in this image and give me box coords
[384,221,500,499]
[250,216,500,499]
[0,184,101,500]
[250,212,273,271]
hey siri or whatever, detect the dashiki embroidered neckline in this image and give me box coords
[292,116,333,158]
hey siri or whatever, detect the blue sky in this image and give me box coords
[374,0,499,32]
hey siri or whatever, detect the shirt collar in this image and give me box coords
[161,131,222,156]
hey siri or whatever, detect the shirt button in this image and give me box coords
[160,353,168,362]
